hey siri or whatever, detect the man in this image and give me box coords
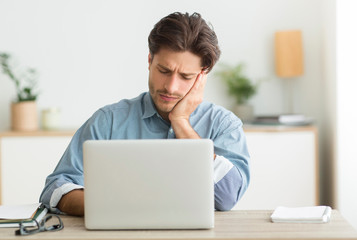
[40,12,250,216]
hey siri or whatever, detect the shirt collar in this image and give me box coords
[142,92,158,119]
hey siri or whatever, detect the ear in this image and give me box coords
[148,53,152,70]
[202,67,209,74]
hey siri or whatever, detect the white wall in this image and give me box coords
[0,0,325,129]
[336,0,357,230]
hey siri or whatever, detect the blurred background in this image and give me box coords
[1,0,356,229]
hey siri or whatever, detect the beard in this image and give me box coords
[148,80,183,118]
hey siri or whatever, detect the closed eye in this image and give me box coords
[156,64,197,80]
[158,69,170,74]
[181,74,196,80]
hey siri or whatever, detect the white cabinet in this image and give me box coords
[0,127,318,208]
[0,131,73,205]
[234,126,318,210]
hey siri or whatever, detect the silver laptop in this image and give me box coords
[83,139,214,230]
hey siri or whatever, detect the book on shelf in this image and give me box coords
[252,114,313,126]
[0,203,48,228]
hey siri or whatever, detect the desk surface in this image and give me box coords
[1,210,356,240]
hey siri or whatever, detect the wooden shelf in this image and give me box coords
[244,124,317,133]
[0,130,76,137]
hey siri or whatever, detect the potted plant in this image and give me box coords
[0,52,40,131]
[216,63,258,123]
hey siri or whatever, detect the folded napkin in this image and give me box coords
[271,206,332,223]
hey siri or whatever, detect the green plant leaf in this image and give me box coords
[0,52,39,102]
[215,63,257,105]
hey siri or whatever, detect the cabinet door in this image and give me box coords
[234,131,317,210]
[1,137,71,205]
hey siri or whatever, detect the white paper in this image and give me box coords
[0,203,41,220]
[271,206,332,223]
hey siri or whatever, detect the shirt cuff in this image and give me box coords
[213,155,234,184]
[49,183,84,212]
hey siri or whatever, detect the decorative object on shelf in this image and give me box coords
[275,30,304,113]
[216,63,258,123]
[0,52,40,131]
[41,107,61,130]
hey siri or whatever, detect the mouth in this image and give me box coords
[159,94,179,102]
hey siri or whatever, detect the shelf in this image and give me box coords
[244,124,317,133]
[0,130,76,137]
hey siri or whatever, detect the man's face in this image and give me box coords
[148,48,203,120]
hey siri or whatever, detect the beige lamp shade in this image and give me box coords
[275,30,304,78]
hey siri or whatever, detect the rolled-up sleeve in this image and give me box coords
[212,114,250,211]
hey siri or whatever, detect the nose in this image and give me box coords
[164,74,179,94]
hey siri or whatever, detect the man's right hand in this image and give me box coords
[57,189,84,216]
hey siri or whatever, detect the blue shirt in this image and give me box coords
[40,92,250,211]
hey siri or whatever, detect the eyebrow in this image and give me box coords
[157,64,198,77]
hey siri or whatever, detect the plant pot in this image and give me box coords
[235,104,255,123]
[11,101,39,131]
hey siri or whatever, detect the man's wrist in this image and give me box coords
[170,118,200,139]
[57,189,84,216]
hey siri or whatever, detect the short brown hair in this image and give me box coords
[148,12,221,73]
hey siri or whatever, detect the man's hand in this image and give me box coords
[57,189,84,216]
[169,71,207,139]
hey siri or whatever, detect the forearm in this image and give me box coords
[171,119,216,159]
[57,189,85,216]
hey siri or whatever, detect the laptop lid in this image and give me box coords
[83,139,214,230]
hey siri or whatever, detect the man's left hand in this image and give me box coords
[169,71,207,123]
[169,71,207,139]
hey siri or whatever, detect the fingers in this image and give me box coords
[193,71,207,91]
[168,71,207,122]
